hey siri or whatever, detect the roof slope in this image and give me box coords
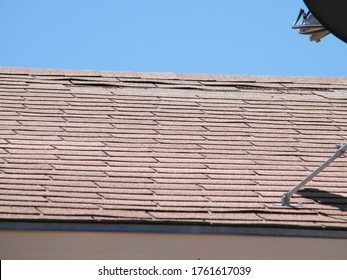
[1,67,347,232]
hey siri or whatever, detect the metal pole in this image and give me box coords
[281,143,347,207]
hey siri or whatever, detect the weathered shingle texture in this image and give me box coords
[1,67,347,230]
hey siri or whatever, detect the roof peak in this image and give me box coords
[1,66,347,85]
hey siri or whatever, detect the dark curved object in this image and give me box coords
[304,0,347,43]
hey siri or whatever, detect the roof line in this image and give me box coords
[1,221,347,239]
[1,66,347,84]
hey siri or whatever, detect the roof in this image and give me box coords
[1,67,347,236]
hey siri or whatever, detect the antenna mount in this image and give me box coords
[276,143,347,207]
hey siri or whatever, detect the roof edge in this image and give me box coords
[1,221,347,239]
[1,66,347,84]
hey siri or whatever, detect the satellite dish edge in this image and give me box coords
[302,0,347,43]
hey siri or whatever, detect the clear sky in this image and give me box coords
[1,0,346,76]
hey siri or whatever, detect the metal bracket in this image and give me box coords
[275,143,347,207]
[292,8,330,42]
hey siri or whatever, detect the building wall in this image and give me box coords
[1,230,347,259]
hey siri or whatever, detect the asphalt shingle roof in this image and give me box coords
[1,67,347,231]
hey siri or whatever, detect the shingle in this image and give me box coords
[149,211,263,222]
[0,205,40,215]
[39,207,153,221]
[1,67,347,230]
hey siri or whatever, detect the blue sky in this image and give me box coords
[1,0,346,76]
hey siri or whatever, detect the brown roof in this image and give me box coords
[1,67,347,234]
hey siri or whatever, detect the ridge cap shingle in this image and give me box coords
[1,66,347,85]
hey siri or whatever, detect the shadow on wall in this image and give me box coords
[298,188,347,211]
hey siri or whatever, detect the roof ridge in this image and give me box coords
[1,67,347,85]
